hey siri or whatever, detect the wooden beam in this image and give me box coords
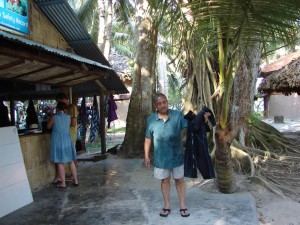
[0,44,110,77]
[12,65,55,79]
[0,59,24,70]
[35,70,75,83]
[95,80,107,92]
[0,46,86,71]
[53,74,98,85]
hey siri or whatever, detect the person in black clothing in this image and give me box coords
[0,97,10,127]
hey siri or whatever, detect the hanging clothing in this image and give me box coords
[107,94,118,128]
[184,107,216,179]
[26,99,39,129]
[89,96,100,143]
[79,97,88,141]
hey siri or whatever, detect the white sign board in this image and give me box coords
[0,126,33,218]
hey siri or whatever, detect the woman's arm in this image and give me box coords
[47,116,54,129]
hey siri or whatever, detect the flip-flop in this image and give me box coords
[72,183,79,187]
[51,179,61,185]
[56,184,67,189]
[180,208,190,217]
[65,177,74,182]
[159,208,171,217]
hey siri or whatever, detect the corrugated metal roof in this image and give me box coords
[0,31,112,70]
[33,0,128,94]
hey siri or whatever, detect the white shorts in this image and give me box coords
[154,165,184,179]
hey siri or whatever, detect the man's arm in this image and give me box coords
[144,137,151,168]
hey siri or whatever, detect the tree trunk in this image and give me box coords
[215,125,236,193]
[103,0,112,58]
[157,45,168,96]
[214,45,261,193]
[97,0,106,52]
[121,0,158,156]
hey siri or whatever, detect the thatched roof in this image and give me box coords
[258,51,300,95]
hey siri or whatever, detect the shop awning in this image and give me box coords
[0,31,128,99]
[33,0,129,95]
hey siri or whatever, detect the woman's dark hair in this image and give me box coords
[57,102,68,111]
[55,93,68,101]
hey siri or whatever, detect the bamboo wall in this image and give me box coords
[19,133,55,191]
[28,0,71,51]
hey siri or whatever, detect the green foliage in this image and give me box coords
[168,73,184,110]
[114,0,135,26]
[248,112,263,125]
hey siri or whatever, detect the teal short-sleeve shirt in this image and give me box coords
[145,109,187,169]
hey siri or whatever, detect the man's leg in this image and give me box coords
[175,178,190,216]
[161,176,171,215]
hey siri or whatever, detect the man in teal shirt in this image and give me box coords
[144,93,190,218]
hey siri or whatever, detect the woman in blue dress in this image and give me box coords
[47,102,79,188]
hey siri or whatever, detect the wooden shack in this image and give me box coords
[0,0,128,191]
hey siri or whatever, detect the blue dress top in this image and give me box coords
[145,109,187,169]
[50,112,76,163]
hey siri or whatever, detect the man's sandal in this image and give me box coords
[159,208,171,217]
[180,208,190,217]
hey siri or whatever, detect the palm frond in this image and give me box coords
[112,41,133,58]
[184,0,300,47]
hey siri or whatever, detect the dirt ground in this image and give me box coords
[109,119,300,225]
[197,128,300,225]
[127,133,300,225]
[193,174,300,225]
[129,159,300,225]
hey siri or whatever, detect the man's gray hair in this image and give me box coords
[153,93,167,104]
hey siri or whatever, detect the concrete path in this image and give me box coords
[0,158,259,225]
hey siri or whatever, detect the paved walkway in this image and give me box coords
[0,157,259,225]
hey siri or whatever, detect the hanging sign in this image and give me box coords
[0,0,29,35]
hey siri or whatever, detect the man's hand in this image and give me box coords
[204,112,211,121]
[144,158,151,168]
[144,138,151,168]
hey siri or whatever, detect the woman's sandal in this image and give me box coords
[51,179,61,185]
[56,184,67,189]
[159,208,171,217]
[180,208,190,217]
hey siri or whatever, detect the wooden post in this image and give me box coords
[99,89,106,154]
[263,94,270,118]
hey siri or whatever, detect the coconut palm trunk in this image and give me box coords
[214,45,261,192]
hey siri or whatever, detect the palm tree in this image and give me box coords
[121,0,160,155]
[68,0,300,193]
[165,0,300,193]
